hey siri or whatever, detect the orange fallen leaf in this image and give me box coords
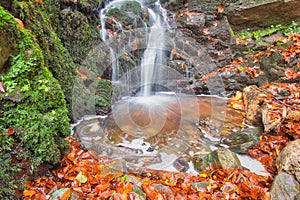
[14,18,24,30]
[23,190,36,197]
[7,128,14,136]
[133,43,138,51]
[217,7,224,13]
[77,68,88,80]
[181,62,186,68]
[36,0,42,3]
[143,13,148,19]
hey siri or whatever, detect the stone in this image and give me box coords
[0,30,17,74]
[227,0,300,31]
[276,139,300,182]
[223,126,261,154]
[192,148,241,172]
[243,85,265,127]
[270,171,300,200]
[173,156,190,172]
[151,184,173,194]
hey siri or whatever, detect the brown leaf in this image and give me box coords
[0,82,6,94]
[133,43,138,51]
[77,68,88,80]
[7,128,14,136]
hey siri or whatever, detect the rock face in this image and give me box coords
[227,0,300,31]
[276,139,300,182]
[270,171,300,200]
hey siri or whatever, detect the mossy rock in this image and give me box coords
[107,7,135,26]
[192,148,241,173]
[0,5,70,198]
[121,1,144,15]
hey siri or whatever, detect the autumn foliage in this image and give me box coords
[23,137,272,199]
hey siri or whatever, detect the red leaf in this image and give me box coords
[0,82,6,94]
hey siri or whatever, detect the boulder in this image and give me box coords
[276,139,300,182]
[192,148,241,172]
[227,0,300,31]
[270,171,300,200]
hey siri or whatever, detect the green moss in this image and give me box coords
[107,8,135,26]
[121,1,144,15]
[237,21,300,41]
[0,126,18,199]
[10,0,77,110]
[0,5,70,197]
[95,80,113,109]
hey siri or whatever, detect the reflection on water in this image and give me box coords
[72,94,245,172]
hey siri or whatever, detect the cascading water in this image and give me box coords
[99,0,171,95]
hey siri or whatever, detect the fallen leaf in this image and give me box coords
[0,82,6,93]
[133,43,138,51]
[36,0,42,3]
[77,68,88,80]
[76,172,88,184]
[7,128,14,136]
[14,18,24,30]
[217,7,224,13]
[202,28,210,35]
[23,190,36,197]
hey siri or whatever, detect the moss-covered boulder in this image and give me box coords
[0,5,70,198]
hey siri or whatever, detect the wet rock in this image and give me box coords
[100,160,126,174]
[151,184,172,194]
[0,27,18,74]
[276,139,300,182]
[191,182,208,192]
[132,184,147,200]
[227,0,300,31]
[223,126,261,154]
[182,13,206,35]
[173,156,190,172]
[243,85,265,127]
[270,171,300,200]
[192,148,241,172]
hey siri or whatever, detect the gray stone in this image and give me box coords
[270,171,300,200]
[276,139,300,182]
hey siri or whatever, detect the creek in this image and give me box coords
[72,0,267,175]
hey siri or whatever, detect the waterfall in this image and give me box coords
[99,0,170,95]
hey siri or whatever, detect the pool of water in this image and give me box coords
[72,94,267,175]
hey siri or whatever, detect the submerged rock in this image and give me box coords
[276,139,300,182]
[192,148,241,172]
[270,171,300,200]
